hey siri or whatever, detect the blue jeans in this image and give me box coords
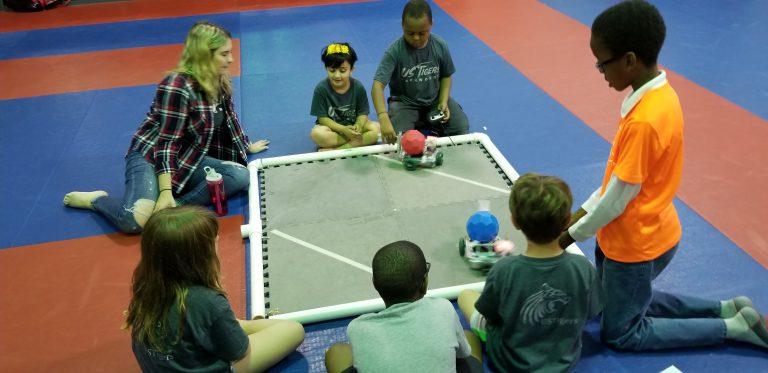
[92,152,249,233]
[175,156,250,206]
[595,242,726,350]
[92,152,157,234]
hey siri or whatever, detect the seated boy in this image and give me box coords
[310,42,380,150]
[325,240,482,373]
[459,173,600,372]
[372,0,469,144]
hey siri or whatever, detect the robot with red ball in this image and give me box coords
[398,130,444,171]
[459,202,516,270]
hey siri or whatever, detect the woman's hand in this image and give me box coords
[248,139,270,154]
[153,189,177,213]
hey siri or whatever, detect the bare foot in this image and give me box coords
[63,191,108,210]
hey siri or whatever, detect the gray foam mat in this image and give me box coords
[259,143,527,314]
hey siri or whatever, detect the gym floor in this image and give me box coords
[1,1,766,371]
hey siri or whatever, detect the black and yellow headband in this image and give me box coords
[326,43,350,55]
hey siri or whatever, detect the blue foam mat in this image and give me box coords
[540,0,768,121]
[0,13,241,60]
[0,81,250,248]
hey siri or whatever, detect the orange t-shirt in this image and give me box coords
[597,82,684,262]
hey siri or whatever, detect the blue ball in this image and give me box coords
[466,211,499,243]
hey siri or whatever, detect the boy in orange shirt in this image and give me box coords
[558,0,767,350]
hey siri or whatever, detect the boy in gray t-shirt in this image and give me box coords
[459,174,601,372]
[372,0,468,144]
[325,241,483,373]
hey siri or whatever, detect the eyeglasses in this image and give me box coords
[595,54,623,73]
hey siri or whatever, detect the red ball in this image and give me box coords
[401,130,425,156]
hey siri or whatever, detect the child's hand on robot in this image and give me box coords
[493,239,515,256]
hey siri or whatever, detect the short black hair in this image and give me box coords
[591,0,666,65]
[372,240,428,304]
[321,42,358,68]
[402,0,432,23]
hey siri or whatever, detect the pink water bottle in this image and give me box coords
[204,166,228,216]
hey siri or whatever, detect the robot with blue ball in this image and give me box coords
[459,201,515,270]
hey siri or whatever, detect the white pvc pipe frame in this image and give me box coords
[240,133,583,324]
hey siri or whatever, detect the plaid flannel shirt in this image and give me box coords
[128,73,250,193]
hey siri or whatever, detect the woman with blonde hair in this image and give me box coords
[64,21,269,233]
[126,206,304,372]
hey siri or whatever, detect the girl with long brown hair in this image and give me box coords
[125,206,304,372]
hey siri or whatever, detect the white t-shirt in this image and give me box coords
[347,297,471,373]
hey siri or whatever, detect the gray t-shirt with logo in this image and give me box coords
[348,297,471,372]
[132,286,249,372]
[310,77,370,126]
[373,34,456,107]
[475,252,600,372]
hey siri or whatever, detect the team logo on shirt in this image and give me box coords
[328,105,356,124]
[401,62,439,83]
[521,283,572,325]
[145,348,174,361]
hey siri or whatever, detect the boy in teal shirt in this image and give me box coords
[459,174,600,372]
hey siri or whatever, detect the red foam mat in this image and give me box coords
[0,0,369,32]
[0,39,241,100]
[436,0,768,268]
[0,215,246,372]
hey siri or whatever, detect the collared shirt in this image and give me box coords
[128,73,249,193]
[595,70,684,262]
[568,72,671,244]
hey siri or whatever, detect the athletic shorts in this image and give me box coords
[470,309,488,343]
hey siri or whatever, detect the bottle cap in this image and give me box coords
[477,199,490,211]
[204,166,222,182]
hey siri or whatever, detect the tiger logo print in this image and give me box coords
[521,283,571,325]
